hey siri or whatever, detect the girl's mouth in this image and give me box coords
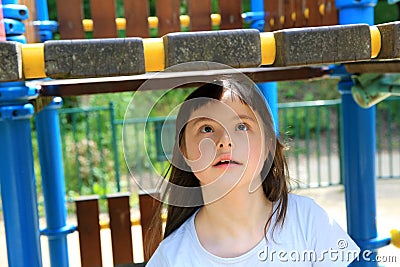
[213,159,241,167]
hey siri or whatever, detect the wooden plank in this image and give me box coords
[76,196,102,267]
[163,29,261,68]
[375,22,400,59]
[294,0,307,28]
[56,0,85,39]
[90,0,118,38]
[345,61,400,73]
[156,0,180,36]
[273,24,371,67]
[0,42,23,81]
[283,0,296,29]
[124,0,150,37]
[44,38,145,78]
[264,0,279,31]
[19,0,40,42]
[35,66,329,96]
[277,0,285,29]
[187,0,212,31]
[322,0,338,26]
[218,0,243,30]
[108,193,134,266]
[0,0,6,41]
[139,193,162,262]
[307,0,322,27]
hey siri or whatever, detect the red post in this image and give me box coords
[0,0,6,41]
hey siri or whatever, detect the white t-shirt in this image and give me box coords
[147,194,360,266]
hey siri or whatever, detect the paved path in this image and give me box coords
[1,179,400,266]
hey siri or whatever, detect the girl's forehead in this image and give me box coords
[187,95,257,122]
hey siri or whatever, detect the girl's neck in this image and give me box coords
[197,184,273,238]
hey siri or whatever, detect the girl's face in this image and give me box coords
[181,90,269,192]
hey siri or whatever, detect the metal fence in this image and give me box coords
[56,98,400,198]
[376,97,400,179]
[279,99,342,188]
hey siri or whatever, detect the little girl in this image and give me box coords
[147,77,360,266]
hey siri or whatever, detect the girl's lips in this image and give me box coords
[212,159,242,168]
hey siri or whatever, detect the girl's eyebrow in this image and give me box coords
[234,114,257,122]
[189,114,256,128]
[189,117,214,128]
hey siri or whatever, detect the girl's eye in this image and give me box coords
[200,125,214,133]
[236,123,248,131]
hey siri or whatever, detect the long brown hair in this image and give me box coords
[148,77,290,255]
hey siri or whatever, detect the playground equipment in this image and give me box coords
[1,0,400,266]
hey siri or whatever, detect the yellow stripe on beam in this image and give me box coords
[19,28,380,79]
[22,43,46,79]
[370,26,381,59]
[260,32,276,65]
[82,14,224,32]
[143,38,165,72]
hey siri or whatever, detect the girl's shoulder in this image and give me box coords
[287,193,320,210]
[161,210,197,247]
[147,210,199,266]
[285,193,334,225]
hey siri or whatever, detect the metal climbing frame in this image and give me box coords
[0,0,396,266]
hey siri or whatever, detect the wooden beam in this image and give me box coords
[30,66,328,97]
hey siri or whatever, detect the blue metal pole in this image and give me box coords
[35,0,57,42]
[33,0,70,265]
[2,0,28,43]
[259,82,279,134]
[250,0,279,134]
[0,1,44,266]
[36,98,74,267]
[336,1,379,266]
[0,84,43,267]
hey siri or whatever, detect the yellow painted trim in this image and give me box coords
[319,4,325,16]
[82,19,93,32]
[115,18,127,31]
[291,12,296,22]
[143,38,165,72]
[390,229,400,248]
[22,43,46,79]
[100,221,109,230]
[180,15,190,28]
[211,14,221,27]
[269,18,275,27]
[148,16,158,29]
[280,15,285,25]
[81,14,224,32]
[260,32,276,65]
[369,26,381,59]
[304,8,310,19]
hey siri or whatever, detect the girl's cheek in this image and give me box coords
[185,138,216,172]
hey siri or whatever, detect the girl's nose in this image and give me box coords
[217,132,232,149]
